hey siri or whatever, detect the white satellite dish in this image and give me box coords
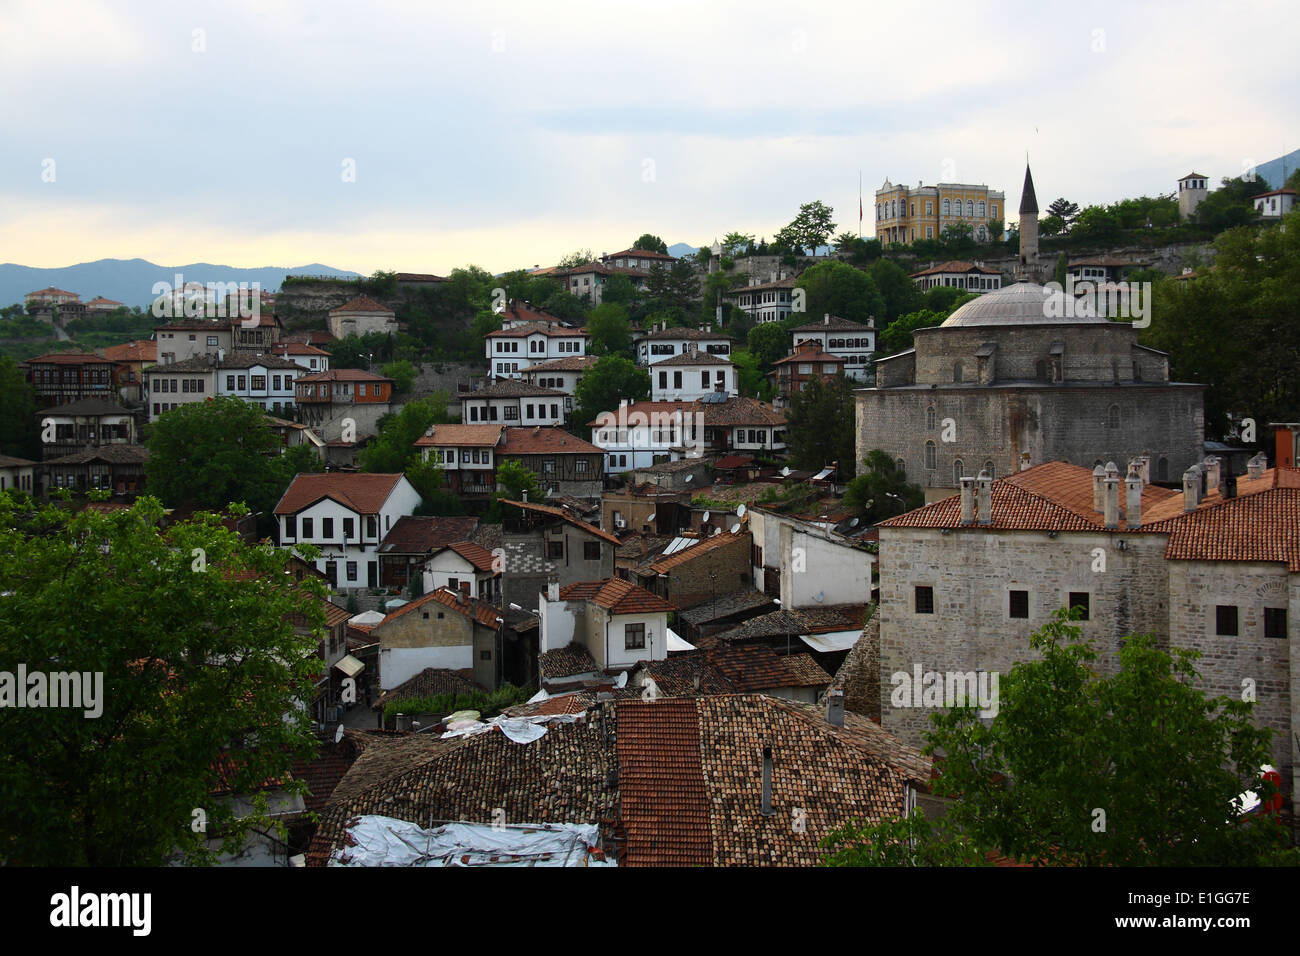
[614,671,628,688]
[334,723,344,744]
[729,523,741,534]
[702,510,710,523]
[684,475,693,483]
[781,466,791,477]
[736,503,747,518]
[712,527,722,536]
[850,517,859,527]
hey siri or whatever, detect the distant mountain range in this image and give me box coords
[0,259,362,309]
[667,242,698,258]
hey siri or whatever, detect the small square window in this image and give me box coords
[480,650,492,661]
[584,541,600,561]
[1215,605,1238,637]
[1009,590,1029,619]
[1067,592,1090,620]
[915,586,934,614]
[1263,607,1286,639]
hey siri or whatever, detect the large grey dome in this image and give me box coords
[941,281,1108,327]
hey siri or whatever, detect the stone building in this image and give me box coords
[856,164,1204,500]
[875,457,1300,826]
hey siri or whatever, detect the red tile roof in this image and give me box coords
[773,343,845,366]
[379,515,479,554]
[499,427,602,456]
[909,260,1002,277]
[273,342,332,357]
[274,473,405,515]
[99,340,157,362]
[558,577,675,614]
[521,355,599,373]
[379,586,503,629]
[330,296,393,315]
[486,321,587,339]
[295,369,392,383]
[23,351,115,366]
[617,699,713,866]
[443,540,498,572]
[415,424,504,447]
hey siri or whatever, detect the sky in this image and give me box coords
[1,0,1296,276]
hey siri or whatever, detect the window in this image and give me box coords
[251,375,266,390]
[1264,607,1287,639]
[480,650,492,661]
[1009,590,1029,618]
[925,441,937,470]
[1215,605,1238,636]
[915,586,934,614]
[1067,592,1090,620]
[674,371,682,389]
[926,406,936,430]
[343,518,354,539]
[576,459,587,473]
[548,540,564,559]
[953,361,963,383]
[504,406,518,420]
[448,577,459,592]
[322,518,334,538]
[1108,404,1120,428]
[624,622,645,650]
[346,561,357,581]
[658,371,667,389]
[584,541,600,560]
[302,517,314,538]
[942,199,951,217]
[366,516,377,538]
[462,451,470,463]
[896,458,906,479]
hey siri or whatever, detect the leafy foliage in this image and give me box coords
[793,260,885,326]
[783,373,858,478]
[585,303,632,356]
[0,493,324,865]
[382,683,533,722]
[571,355,650,438]
[0,356,39,458]
[358,394,450,474]
[823,813,990,867]
[381,359,417,393]
[496,459,542,503]
[775,200,836,255]
[842,449,924,522]
[630,234,669,256]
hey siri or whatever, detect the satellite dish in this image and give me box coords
[814,591,825,603]
[729,523,741,533]
[712,527,722,536]
[736,503,747,518]
[702,510,710,523]
[684,474,693,483]
[850,517,859,527]
[614,671,628,689]
[781,466,791,477]
[334,723,344,744]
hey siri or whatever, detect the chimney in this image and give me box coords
[1182,467,1201,512]
[976,469,993,524]
[825,688,845,727]
[547,580,560,602]
[1104,475,1121,529]
[761,746,774,816]
[1223,463,1238,500]
[1125,465,1142,530]
[1019,452,1031,472]
[1203,456,1220,494]
[1247,453,1266,480]
[1134,454,1151,486]
[959,475,975,525]
[458,581,470,604]
[1092,464,1106,512]
[824,313,830,325]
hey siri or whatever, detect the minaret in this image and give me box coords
[1018,163,1039,282]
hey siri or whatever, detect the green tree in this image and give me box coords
[987,220,1004,242]
[918,609,1288,866]
[630,234,669,255]
[145,397,290,516]
[1070,206,1124,245]
[381,359,417,394]
[729,348,774,401]
[823,812,990,867]
[359,394,450,474]
[746,322,789,371]
[1045,197,1079,225]
[842,449,924,522]
[777,200,836,255]
[877,308,946,357]
[571,356,650,438]
[722,232,755,257]
[0,356,39,458]
[497,458,543,502]
[585,303,632,356]
[1052,252,1069,287]
[1040,214,1066,238]
[600,273,640,310]
[792,260,885,326]
[1196,176,1268,231]
[939,222,976,256]
[0,492,324,865]
[868,259,922,322]
[783,373,858,478]
[273,442,325,489]
[557,249,595,269]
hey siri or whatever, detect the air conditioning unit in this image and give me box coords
[614,517,626,529]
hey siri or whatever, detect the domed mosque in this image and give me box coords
[855,164,1205,501]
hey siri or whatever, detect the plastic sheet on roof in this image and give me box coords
[330,816,613,867]
[799,630,862,653]
[666,628,695,652]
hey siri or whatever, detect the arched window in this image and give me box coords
[942,199,951,217]
[896,458,906,478]
[953,361,963,383]
[967,200,974,218]
[926,406,937,430]
[1158,456,1168,481]
[983,459,995,476]
[978,200,986,218]
[925,441,937,470]
[953,459,965,484]
[1108,404,1120,428]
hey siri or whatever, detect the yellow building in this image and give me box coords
[874,179,1005,247]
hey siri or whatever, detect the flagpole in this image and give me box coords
[858,170,863,238]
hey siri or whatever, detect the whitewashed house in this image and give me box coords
[484,322,588,379]
[421,541,500,603]
[649,349,736,401]
[462,378,570,425]
[537,578,675,689]
[520,354,597,399]
[789,314,876,382]
[634,324,732,366]
[275,473,422,590]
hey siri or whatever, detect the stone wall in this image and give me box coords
[856,383,1204,488]
[661,533,753,609]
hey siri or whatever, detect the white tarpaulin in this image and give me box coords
[799,629,862,653]
[330,816,614,867]
[666,628,695,652]
[441,712,582,741]
[334,654,365,678]
[497,718,547,744]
